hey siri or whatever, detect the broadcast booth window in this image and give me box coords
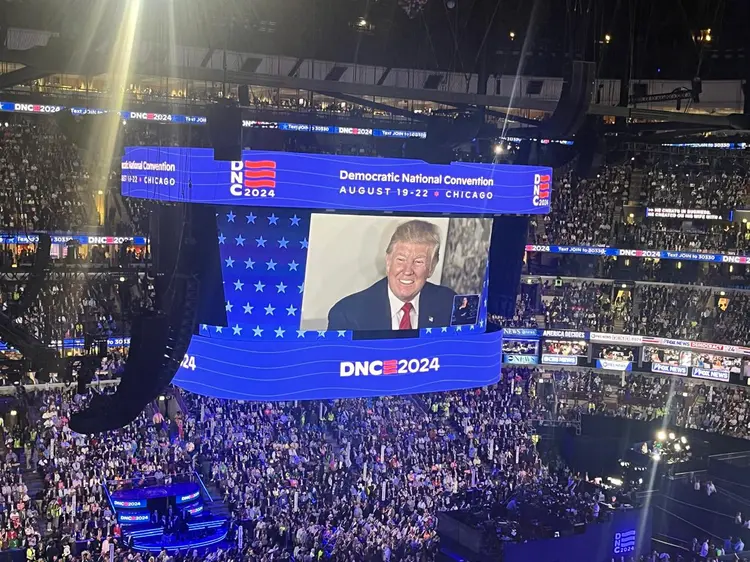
[642,346,692,376]
[541,339,588,366]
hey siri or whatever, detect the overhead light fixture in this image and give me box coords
[494,144,504,155]
[509,31,516,40]
[656,431,666,441]
[357,17,367,28]
[604,34,612,44]
[668,432,676,440]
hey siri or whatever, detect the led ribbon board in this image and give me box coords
[121,147,552,214]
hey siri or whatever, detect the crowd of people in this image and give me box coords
[541,280,628,332]
[2,363,749,561]
[534,166,627,247]
[0,370,602,561]
[512,279,750,347]
[0,274,154,346]
[546,368,750,441]
[640,155,749,211]
[2,106,750,562]
[0,121,92,233]
[529,152,750,258]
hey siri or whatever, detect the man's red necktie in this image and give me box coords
[399,302,413,330]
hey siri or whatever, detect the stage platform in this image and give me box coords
[106,475,229,553]
[111,482,201,502]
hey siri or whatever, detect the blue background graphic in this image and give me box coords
[207,207,311,341]
[121,147,552,215]
[174,331,503,400]
[526,243,750,264]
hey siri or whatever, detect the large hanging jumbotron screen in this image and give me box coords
[122,147,552,400]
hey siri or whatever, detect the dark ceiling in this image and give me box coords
[2,0,749,81]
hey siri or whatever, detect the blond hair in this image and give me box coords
[386,220,441,268]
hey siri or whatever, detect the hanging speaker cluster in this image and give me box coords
[207,102,242,161]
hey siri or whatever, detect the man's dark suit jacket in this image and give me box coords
[327,277,456,331]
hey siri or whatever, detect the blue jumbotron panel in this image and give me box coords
[173,331,502,400]
[121,147,552,214]
[121,148,534,400]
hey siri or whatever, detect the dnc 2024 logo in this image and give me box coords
[340,358,440,377]
[533,173,551,207]
[613,530,636,554]
[230,160,277,198]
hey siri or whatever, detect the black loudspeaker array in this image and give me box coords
[18,233,52,316]
[207,103,242,161]
[540,61,596,139]
[69,205,209,434]
[238,84,250,106]
[487,216,529,318]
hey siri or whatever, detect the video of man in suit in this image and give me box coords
[300,214,492,332]
[451,295,480,326]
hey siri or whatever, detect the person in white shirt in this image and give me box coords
[706,481,716,496]
[700,539,709,558]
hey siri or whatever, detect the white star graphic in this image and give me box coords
[244,257,255,269]
[300,238,309,249]
[243,303,253,314]
[298,283,304,294]
[235,235,245,246]
[256,236,267,248]
[296,330,306,338]
[264,304,275,315]
[266,259,277,271]
[252,326,263,337]
[337,331,346,338]
[225,257,235,268]
[268,213,279,225]
[290,215,301,226]
[225,301,233,312]
[232,324,242,335]
[276,282,287,294]
[288,260,299,271]
[274,327,285,338]
[479,319,485,327]
[455,325,463,332]
[215,326,223,333]
[226,211,236,222]
[245,212,257,224]
[200,324,208,331]
[425,328,432,334]
[317,331,326,338]
[278,237,289,249]
[286,305,297,316]
[234,280,244,291]
[218,234,226,244]
[469,324,475,330]
[254,281,265,292]
[441,327,448,333]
